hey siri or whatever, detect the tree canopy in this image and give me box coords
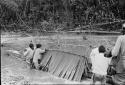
[0,0,125,32]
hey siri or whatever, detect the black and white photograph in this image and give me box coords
[1,0,125,85]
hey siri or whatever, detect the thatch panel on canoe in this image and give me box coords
[50,52,64,74]
[62,56,78,79]
[40,49,90,82]
[53,53,72,77]
[40,50,52,67]
[60,56,77,79]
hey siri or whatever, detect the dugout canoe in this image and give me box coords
[40,49,90,82]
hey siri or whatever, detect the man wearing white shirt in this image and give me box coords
[90,45,111,84]
[23,43,34,67]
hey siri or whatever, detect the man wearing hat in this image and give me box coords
[109,23,125,84]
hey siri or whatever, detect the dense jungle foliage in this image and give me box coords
[0,0,125,32]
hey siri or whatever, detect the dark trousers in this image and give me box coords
[30,58,35,69]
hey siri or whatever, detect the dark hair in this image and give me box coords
[99,45,106,53]
[122,27,125,35]
[122,23,125,35]
[29,43,34,50]
[104,51,112,58]
[36,44,42,48]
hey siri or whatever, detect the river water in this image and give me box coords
[1,34,118,84]
[1,36,92,85]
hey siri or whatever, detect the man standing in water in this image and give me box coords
[23,42,34,68]
[33,44,45,70]
[110,23,125,85]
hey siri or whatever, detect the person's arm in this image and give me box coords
[104,51,112,58]
[112,36,122,57]
[40,49,45,53]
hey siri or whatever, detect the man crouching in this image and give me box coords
[90,45,111,85]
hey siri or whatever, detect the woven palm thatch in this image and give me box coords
[40,49,90,82]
